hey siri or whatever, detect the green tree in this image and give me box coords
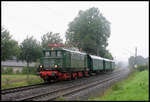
[65,7,112,58]
[135,56,146,65]
[128,56,135,68]
[19,36,42,78]
[41,32,63,49]
[1,27,20,61]
[145,57,149,67]
[128,55,146,68]
[104,50,113,60]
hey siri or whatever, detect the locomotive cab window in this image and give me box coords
[51,51,56,57]
[45,51,50,56]
[57,51,62,57]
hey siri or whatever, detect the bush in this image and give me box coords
[1,67,13,74]
[16,70,21,74]
[112,83,123,91]
[7,68,13,74]
[137,64,148,71]
[1,67,5,74]
[22,67,37,74]
[22,67,28,74]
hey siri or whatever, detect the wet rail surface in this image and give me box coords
[1,68,130,101]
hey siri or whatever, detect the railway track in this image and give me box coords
[16,69,128,101]
[1,68,129,101]
[1,68,121,95]
[1,83,49,95]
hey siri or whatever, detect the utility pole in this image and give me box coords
[134,47,137,68]
[96,33,99,56]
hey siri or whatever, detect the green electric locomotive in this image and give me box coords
[39,47,89,81]
[38,45,115,82]
[40,47,88,72]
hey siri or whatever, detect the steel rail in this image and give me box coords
[1,68,123,95]
[16,69,128,101]
[1,82,48,95]
[39,72,127,101]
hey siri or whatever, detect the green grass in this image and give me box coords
[1,74,44,89]
[2,74,38,82]
[89,69,149,101]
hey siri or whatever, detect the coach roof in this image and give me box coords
[89,55,104,60]
[62,48,87,55]
[103,58,114,62]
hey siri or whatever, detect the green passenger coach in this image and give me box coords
[88,55,104,72]
[103,58,115,71]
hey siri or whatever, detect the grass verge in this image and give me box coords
[1,74,44,89]
[89,69,149,101]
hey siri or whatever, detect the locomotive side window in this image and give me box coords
[51,51,56,57]
[45,51,50,56]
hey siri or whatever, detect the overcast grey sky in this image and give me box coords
[2,1,149,62]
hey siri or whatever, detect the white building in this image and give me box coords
[1,57,36,73]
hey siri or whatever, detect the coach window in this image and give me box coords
[45,51,50,56]
[51,51,56,57]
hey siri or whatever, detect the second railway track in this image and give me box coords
[1,83,49,95]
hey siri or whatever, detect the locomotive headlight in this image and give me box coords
[40,65,43,68]
[54,65,58,68]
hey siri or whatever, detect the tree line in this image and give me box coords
[1,7,113,66]
[128,55,149,68]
